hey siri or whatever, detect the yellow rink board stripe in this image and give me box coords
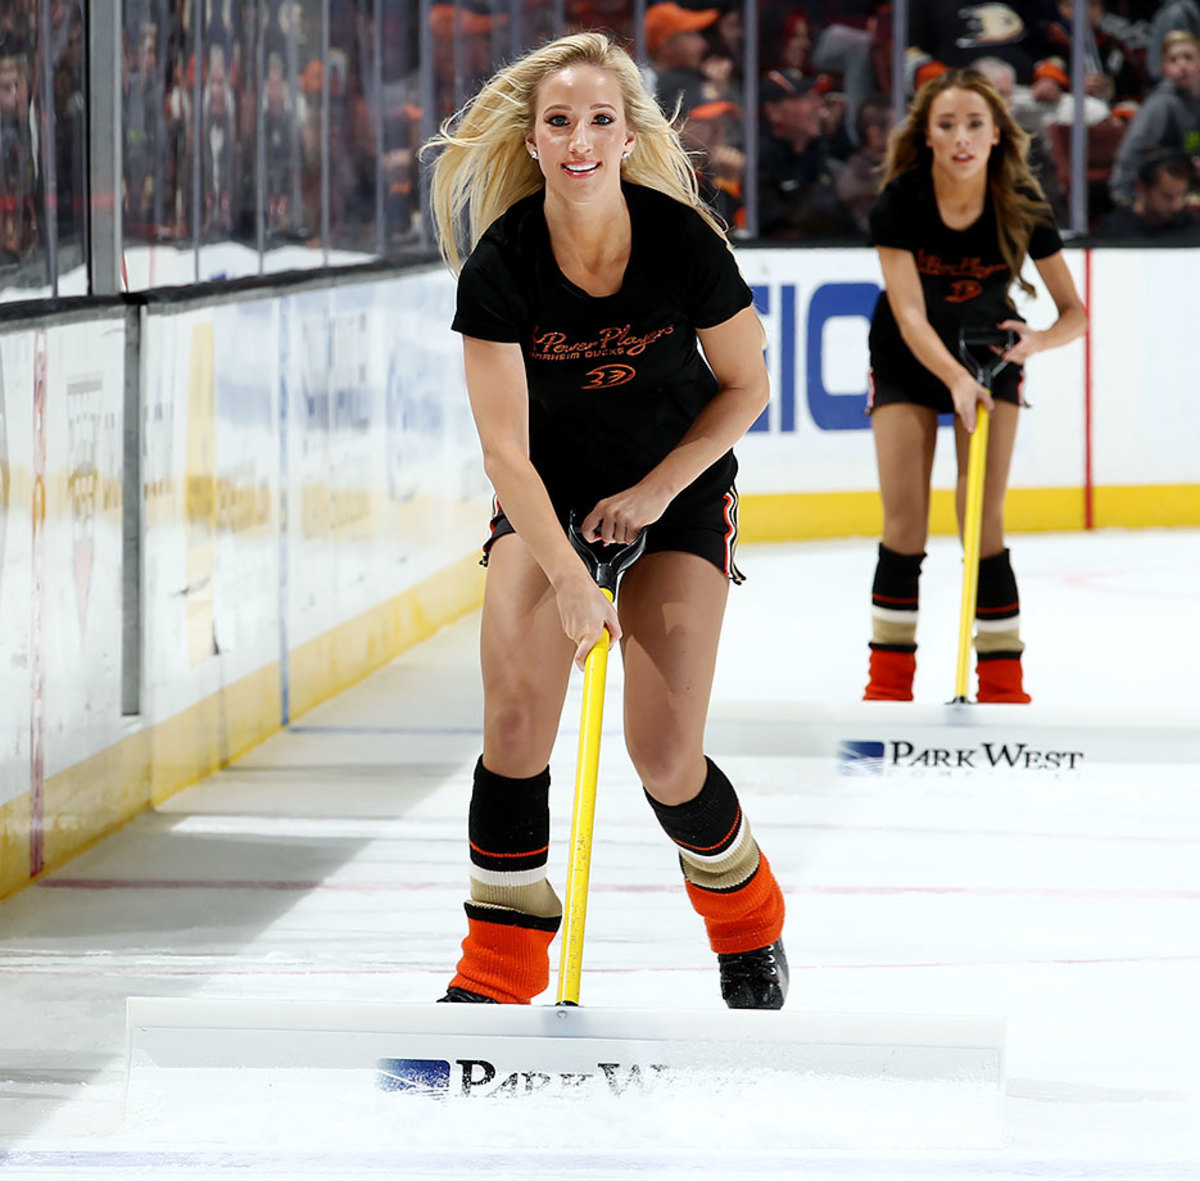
[288,554,485,721]
[0,556,486,903]
[1092,485,1200,529]
[737,485,1200,542]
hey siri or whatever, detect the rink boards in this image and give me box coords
[3,248,1199,902]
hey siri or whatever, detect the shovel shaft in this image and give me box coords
[954,406,991,702]
[556,589,613,1006]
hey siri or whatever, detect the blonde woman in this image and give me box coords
[862,69,1087,704]
[423,33,786,1008]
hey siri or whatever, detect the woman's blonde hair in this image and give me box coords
[421,32,727,274]
[880,68,1052,298]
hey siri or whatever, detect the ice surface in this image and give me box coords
[1,532,1199,1180]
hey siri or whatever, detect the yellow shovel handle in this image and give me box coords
[556,588,613,1006]
[954,406,991,702]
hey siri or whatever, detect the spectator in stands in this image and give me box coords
[973,55,1067,221]
[164,36,193,239]
[380,1,426,248]
[705,6,745,102]
[772,10,813,74]
[201,43,236,239]
[1039,0,1154,101]
[326,40,377,251]
[1148,0,1200,77]
[833,92,890,234]
[809,1,888,146]
[1043,0,1120,101]
[428,3,497,124]
[644,1,719,116]
[262,48,300,238]
[124,20,167,240]
[686,99,746,229]
[758,67,858,238]
[0,40,38,265]
[1109,29,1200,202]
[1090,0,1153,101]
[711,7,745,65]
[52,1,88,254]
[1096,146,1200,234]
[1019,54,1111,137]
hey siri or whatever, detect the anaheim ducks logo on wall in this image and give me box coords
[956,3,1024,48]
[583,363,636,389]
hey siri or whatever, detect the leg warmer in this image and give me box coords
[645,758,785,955]
[450,757,562,1003]
[865,544,924,700]
[975,549,1031,703]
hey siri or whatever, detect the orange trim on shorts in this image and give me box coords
[722,492,736,577]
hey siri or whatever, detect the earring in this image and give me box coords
[529,149,538,159]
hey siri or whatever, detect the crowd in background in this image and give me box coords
[654,0,1200,242]
[2,0,1199,298]
[118,0,393,255]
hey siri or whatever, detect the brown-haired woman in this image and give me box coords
[862,69,1087,704]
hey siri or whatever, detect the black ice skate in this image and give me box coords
[718,939,789,1010]
[437,985,499,1003]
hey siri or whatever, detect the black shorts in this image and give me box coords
[481,484,746,584]
[867,366,1026,415]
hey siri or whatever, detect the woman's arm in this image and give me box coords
[580,304,769,545]
[998,250,1088,363]
[876,245,993,431]
[462,335,619,664]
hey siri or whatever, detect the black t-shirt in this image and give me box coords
[867,168,1062,391]
[452,182,753,514]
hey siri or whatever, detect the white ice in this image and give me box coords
[1,530,1199,1180]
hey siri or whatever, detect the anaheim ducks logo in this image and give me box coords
[946,279,983,302]
[583,363,636,389]
[957,3,1024,48]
